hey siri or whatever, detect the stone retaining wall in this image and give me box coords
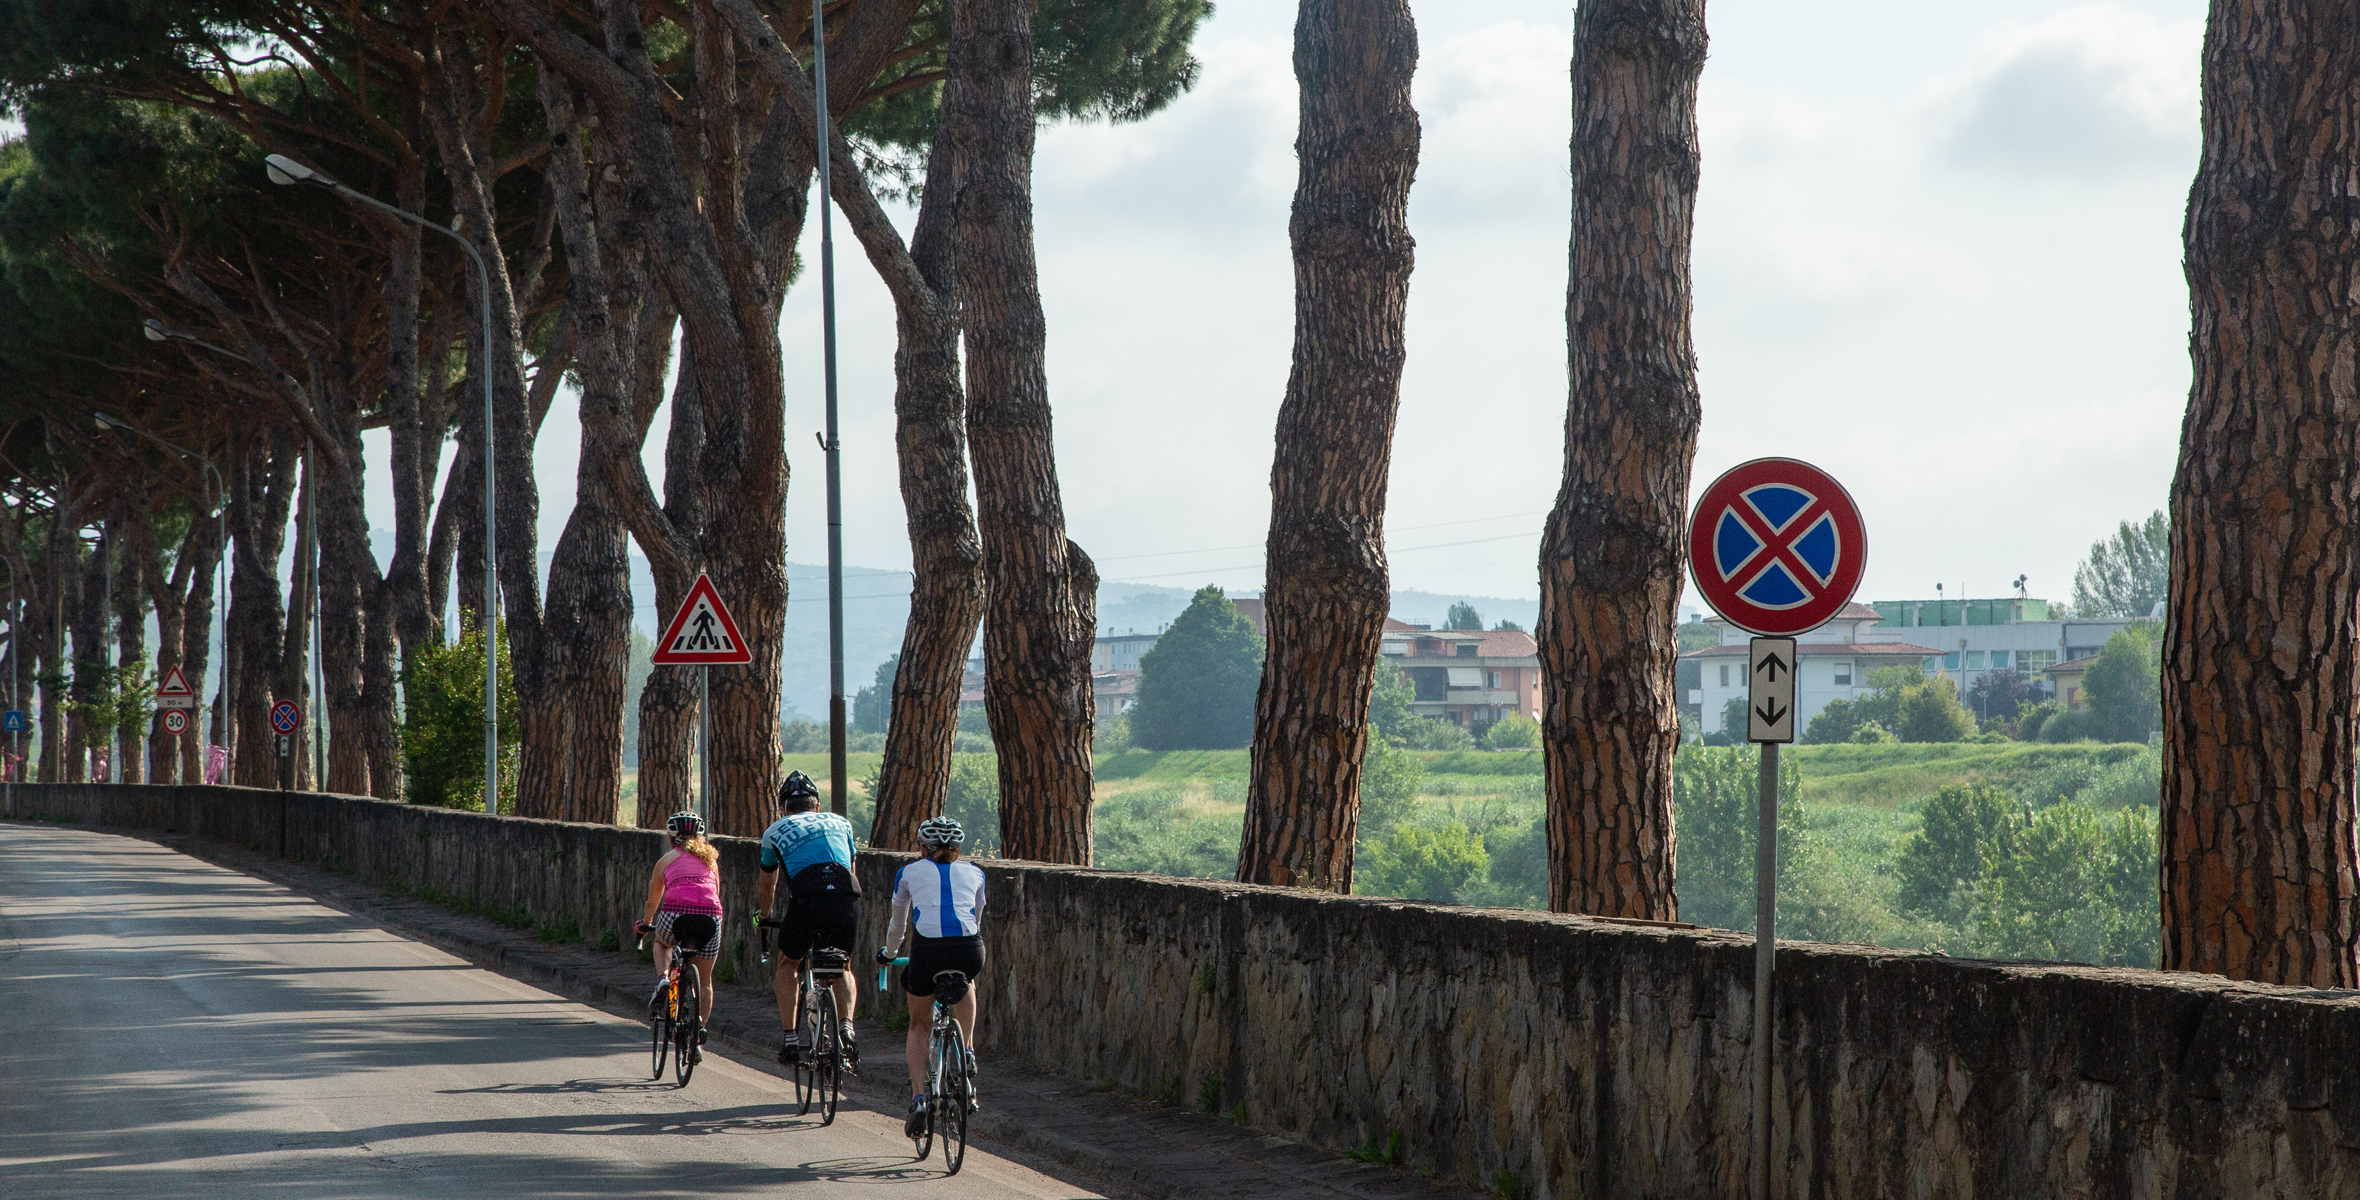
[6,782,2356,1198]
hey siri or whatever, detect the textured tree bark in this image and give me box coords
[636,365,705,830]
[69,519,106,783]
[109,506,147,785]
[2162,0,2360,988]
[38,508,74,784]
[953,0,1098,863]
[1540,0,1704,921]
[229,432,298,787]
[1237,0,1419,892]
[314,353,377,798]
[128,506,181,784]
[863,116,987,852]
[283,458,320,792]
[172,515,222,788]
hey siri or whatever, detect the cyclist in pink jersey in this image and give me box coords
[637,812,724,1027]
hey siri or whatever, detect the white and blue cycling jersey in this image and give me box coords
[759,810,857,887]
[887,858,987,943]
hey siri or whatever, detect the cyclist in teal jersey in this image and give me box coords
[756,771,861,1066]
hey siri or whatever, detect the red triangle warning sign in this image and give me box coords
[157,665,195,697]
[652,573,754,666]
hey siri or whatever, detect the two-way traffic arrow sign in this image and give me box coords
[1747,637,1797,744]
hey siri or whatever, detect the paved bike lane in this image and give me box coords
[0,821,1101,1199]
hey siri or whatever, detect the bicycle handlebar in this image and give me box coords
[876,954,908,994]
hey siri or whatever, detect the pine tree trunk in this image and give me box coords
[871,114,986,853]
[69,523,105,783]
[953,0,1098,864]
[130,508,181,784]
[110,509,147,785]
[230,432,297,787]
[2161,0,2360,988]
[1539,0,1705,920]
[177,516,222,788]
[637,366,706,829]
[39,507,74,784]
[1237,0,1420,892]
[284,460,319,792]
[316,362,377,798]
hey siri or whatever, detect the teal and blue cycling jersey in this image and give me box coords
[760,811,857,892]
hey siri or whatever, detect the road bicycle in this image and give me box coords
[878,953,976,1174]
[636,922,702,1087]
[758,920,850,1124]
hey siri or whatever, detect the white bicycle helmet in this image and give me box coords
[916,816,965,847]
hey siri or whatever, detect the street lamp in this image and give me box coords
[266,151,501,807]
[94,412,231,781]
[811,0,849,817]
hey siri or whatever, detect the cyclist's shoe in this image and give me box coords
[904,1095,929,1139]
[778,1034,804,1066]
[841,1021,861,1068]
[647,981,670,1015]
[695,1027,708,1047]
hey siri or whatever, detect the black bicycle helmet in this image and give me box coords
[779,770,822,806]
[667,811,705,841]
[917,815,965,848]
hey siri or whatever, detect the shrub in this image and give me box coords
[2082,627,2161,743]
[402,619,518,811]
[1672,745,1804,931]
[1401,717,1475,751]
[1481,712,1540,750]
[944,755,1000,856]
[1357,732,1426,838]
[1896,676,1975,743]
[1848,721,1896,745]
[2040,709,2100,743]
[1093,714,1132,753]
[1975,799,2157,967]
[1893,782,2010,924]
[2017,700,2060,741]
[1130,586,1263,750]
[1357,822,1490,903]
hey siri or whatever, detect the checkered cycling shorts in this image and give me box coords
[655,909,723,959]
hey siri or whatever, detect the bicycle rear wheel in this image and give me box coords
[673,969,700,1087]
[649,981,672,1080]
[940,1024,970,1175]
[814,987,841,1125]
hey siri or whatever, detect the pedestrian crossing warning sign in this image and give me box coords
[652,573,753,666]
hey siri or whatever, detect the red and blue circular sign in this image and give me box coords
[1687,458,1867,637]
[270,700,301,734]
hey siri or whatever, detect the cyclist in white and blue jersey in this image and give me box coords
[877,815,986,1137]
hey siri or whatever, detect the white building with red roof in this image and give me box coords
[1683,602,1951,738]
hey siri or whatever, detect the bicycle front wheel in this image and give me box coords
[939,1023,970,1175]
[673,970,700,1087]
[649,981,672,1080]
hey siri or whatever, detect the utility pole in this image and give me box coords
[813,0,849,818]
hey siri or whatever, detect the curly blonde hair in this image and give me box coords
[676,833,718,868]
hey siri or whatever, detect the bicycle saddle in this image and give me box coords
[932,971,971,1004]
[809,946,851,974]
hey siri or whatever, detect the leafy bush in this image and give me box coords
[1672,745,1804,932]
[1357,732,1427,838]
[1804,696,1867,744]
[2082,626,2160,743]
[1848,721,1895,745]
[1975,800,2157,966]
[943,755,1000,856]
[1481,712,1540,750]
[2017,700,2059,741]
[402,620,518,811]
[1357,822,1490,903]
[1094,787,1240,879]
[1892,782,2010,924]
[1896,675,1975,743]
[1093,714,1132,753]
[2040,709,2100,743]
[1400,717,1476,751]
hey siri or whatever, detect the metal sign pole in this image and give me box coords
[1752,738,1777,1200]
[699,664,711,825]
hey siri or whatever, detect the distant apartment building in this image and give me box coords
[1683,597,2146,737]
[1380,626,1541,727]
[1686,604,1947,738]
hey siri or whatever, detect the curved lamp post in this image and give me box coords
[265,152,501,806]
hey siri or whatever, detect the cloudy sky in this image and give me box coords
[393,0,2206,622]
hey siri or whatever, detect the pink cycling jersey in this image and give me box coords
[660,851,723,914]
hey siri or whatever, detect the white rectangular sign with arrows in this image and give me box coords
[1747,637,1797,744]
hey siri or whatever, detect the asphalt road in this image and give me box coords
[0,822,1103,1199]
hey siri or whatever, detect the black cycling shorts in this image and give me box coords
[774,892,859,963]
[903,934,985,997]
